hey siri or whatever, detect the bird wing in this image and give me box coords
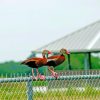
[21,57,42,64]
[47,55,60,61]
[35,58,47,66]
[47,55,65,66]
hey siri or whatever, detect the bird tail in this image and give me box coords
[21,61,26,64]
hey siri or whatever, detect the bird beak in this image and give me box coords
[66,50,70,54]
[48,51,52,54]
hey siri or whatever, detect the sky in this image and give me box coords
[0,0,100,62]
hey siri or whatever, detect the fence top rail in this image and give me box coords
[56,70,100,75]
[0,77,32,83]
[47,74,100,80]
[0,74,100,83]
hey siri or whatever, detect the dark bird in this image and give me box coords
[47,48,70,78]
[21,50,52,80]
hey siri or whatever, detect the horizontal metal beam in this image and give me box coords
[32,49,100,54]
[0,77,32,83]
[46,75,100,80]
[0,75,100,83]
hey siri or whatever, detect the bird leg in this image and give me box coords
[32,68,37,80]
[36,68,40,79]
[48,66,58,79]
[48,66,54,72]
[36,68,45,80]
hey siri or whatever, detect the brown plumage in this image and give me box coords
[21,50,52,80]
[46,48,70,67]
[21,57,47,68]
[46,55,65,67]
[21,50,51,68]
[46,48,70,78]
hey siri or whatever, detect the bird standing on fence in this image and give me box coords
[21,50,52,80]
[47,48,70,79]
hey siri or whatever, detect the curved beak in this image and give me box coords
[48,51,52,54]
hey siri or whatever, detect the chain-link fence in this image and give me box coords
[0,70,100,100]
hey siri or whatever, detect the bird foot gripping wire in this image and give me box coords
[32,74,46,81]
[51,72,58,79]
[37,74,46,81]
[32,76,38,81]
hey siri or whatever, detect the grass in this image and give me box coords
[34,86,100,100]
[32,81,48,86]
[0,81,100,100]
[0,82,27,100]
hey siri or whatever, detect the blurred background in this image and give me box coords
[0,0,100,76]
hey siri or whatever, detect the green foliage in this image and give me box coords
[70,54,85,70]
[91,56,100,69]
[55,54,100,70]
[0,61,32,75]
[0,61,47,76]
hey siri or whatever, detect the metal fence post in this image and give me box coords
[27,80,33,100]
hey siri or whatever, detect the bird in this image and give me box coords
[21,50,52,80]
[46,48,70,79]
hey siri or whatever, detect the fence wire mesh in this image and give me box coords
[0,70,100,100]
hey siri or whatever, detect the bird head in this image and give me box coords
[42,50,52,57]
[60,48,70,55]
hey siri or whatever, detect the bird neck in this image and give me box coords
[43,55,46,58]
[62,53,68,60]
[45,54,48,58]
[42,54,48,58]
